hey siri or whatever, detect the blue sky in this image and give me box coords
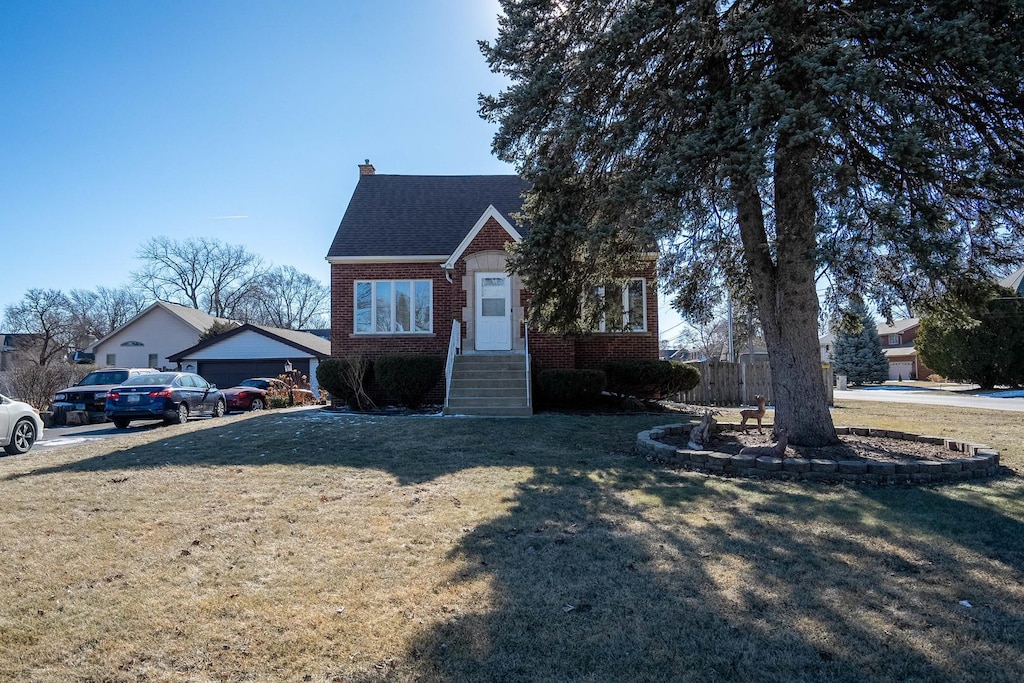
[1,0,685,341]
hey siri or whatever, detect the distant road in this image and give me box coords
[834,387,1024,413]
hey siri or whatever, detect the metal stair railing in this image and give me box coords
[444,319,461,410]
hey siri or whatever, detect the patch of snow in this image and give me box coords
[989,389,1024,398]
[36,436,104,448]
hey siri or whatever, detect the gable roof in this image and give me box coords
[326,174,531,260]
[90,301,230,351]
[442,205,523,269]
[876,318,920,336]
[999,266,1024,296]
[820,318,919,345]
[167,323,330,362]
[158,301,228,331]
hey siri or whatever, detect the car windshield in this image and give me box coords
[240,379,270,389]
[121,373,176,386]
[78,371,130,386]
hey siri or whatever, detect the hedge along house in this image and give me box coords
[326,162,660,415]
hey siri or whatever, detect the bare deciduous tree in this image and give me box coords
[67,286,149,340]
[3,289,77,365]
[248,266,329,330]
[133,237,264,319]
[0,361,91,410]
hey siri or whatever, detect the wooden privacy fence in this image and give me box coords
[675,361,834,407]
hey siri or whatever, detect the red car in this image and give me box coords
[221,378,315,413]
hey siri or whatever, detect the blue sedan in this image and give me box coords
[105,372,225,429]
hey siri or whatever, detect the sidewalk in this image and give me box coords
[834,385,1024,412]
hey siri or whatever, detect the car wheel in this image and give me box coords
[213,399,225,418]
[4,418,37,455]
[113,418,131,430]
[250,398,265,411]
[174,402,189,425]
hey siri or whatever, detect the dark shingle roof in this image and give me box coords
[326,174,531,259]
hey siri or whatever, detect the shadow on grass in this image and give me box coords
[398,468,1024,681]
[2,410,671,485]
[6,409,1023,681]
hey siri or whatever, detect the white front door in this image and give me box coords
[475,272,512,351]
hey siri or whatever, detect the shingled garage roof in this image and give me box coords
[326,174,531,259]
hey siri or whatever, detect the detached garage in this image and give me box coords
[168,324,330,395]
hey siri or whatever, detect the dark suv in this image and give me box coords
[52,368,159,422]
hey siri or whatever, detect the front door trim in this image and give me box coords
[474,271,512,351]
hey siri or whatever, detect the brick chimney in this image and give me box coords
[358,159,375,175]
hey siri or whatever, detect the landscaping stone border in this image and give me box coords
[636,422,1003,484]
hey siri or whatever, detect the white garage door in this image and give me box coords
[888,361,914,381]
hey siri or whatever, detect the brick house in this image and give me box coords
[819,318,936,381]
[325,162,660,414]
[876,318,936,381]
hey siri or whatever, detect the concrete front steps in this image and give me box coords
[443,353,532,417]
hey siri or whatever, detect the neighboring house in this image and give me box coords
[818,332,835,364]
[735,349,770,364]
[660,348,694,361]
[326,162,660,414]
[816,269,1024,381]
[167,323,330,394]
[820,319,935,381]
[300,328,332,342]
[90,301,231,370]
[663,348,708,362]
[0,333,45,372]
[999,265,1024,296]
[877,318,934,380]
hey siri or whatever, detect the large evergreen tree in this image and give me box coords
[480,0,1024,445]
[830,299,889,385]
[916,285,1024,389]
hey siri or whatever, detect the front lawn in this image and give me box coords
[0,403,1021,682]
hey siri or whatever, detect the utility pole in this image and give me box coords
[726,294,735,363]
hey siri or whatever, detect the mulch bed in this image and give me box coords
[661,429,965,463]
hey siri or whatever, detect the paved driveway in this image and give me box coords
[34,405,322,451]
[835,386,1024,412]
[35,420,164,450]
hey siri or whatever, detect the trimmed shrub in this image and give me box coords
[604,359,701,399]
[315,356,375,410]
[315,358,345,400]
[267,395,291,409]
[535,368,606,409]
[375,355,444,409]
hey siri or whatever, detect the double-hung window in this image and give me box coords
[355,280,432,333]
[594,278,646,332]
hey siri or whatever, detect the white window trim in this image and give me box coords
[595,278,647,333]
[354,280,433,335]
[888,334,900,345]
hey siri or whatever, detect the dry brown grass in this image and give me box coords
[0,402,1022,682]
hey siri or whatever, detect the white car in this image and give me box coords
[0,393,44,455]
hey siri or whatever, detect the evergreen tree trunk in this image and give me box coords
[736,141,838,446]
